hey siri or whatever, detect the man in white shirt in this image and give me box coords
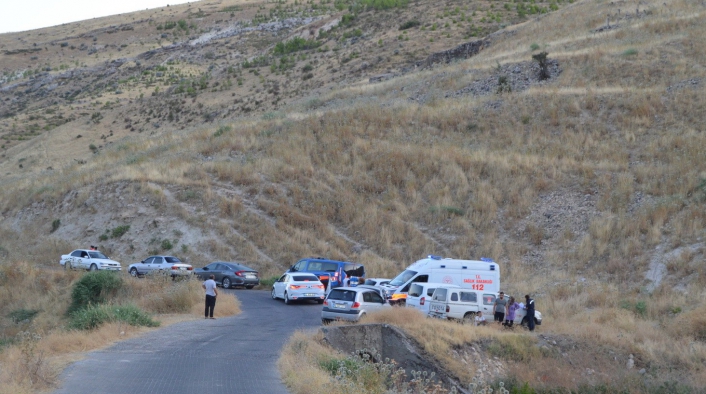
[474,311,487,326]
[202,275,218,319]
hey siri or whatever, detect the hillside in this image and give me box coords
[1,0,706,391]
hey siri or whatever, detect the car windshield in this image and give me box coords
[389,269,417,286]
[293,275,319,281]
[165,257,182,263]
[328,290,357,301]
[88,251,108,259]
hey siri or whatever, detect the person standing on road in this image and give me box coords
[203,274,218,319]
[525,294,535,331]
[493,292,508,324]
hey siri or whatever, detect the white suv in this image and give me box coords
[406,283,459,315]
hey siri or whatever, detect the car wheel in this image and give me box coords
[89,264,98,271]
[245,285,254,289]
[284,292,291,305]
[222,278,231,289]
[271,288,277,300]
[520,317,528,327]
[64,262,70,271]
[463,312,476,325]
[130,268,138,277]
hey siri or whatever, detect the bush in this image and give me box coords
[68,271,123,314]
[273,37,321,55]
[69,303,159,330]
[399,20,421,30]
[51,219,61,233]
[259,275,280,288]
[111,225,130,238]
[360,0,409,10]
[8,308,40,323]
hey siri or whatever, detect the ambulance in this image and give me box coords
[382,255,500,305]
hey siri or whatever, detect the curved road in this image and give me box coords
[53,289,322,394]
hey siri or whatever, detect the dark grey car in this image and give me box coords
[194,262,260,289]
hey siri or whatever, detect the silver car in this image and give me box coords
[271,273,326,304]
[128,256,193,278]
[321,287,390,324]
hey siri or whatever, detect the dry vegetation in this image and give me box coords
[0,0,705,391]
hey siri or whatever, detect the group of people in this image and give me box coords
[474,292,536,331]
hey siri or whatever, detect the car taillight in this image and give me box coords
[319,275,329,281]
[315,284,325,290]
[391,293,407,301]
[289,285,302,290]
[171,266,178,270]
[351,302,361,309]
[420,297,425,306]
[446,305,450,313]
[323,300,328,306]
[187,267,193,270]
[235,271,244,277]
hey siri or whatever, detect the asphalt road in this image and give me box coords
[53,289,323,394]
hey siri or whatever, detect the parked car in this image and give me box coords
[128,256,193,278]
[406,283,459,316]
[288,257,365,289]
[60,249,121,271]
[194,262,259,289]
[271,273,326,304]
[363,278,391,287]
[321,286,390,324]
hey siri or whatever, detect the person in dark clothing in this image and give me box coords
[525,294,535,331]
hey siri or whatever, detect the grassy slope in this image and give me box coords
[1,0,705,391]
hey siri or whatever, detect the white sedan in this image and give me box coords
[60,249,122,271]
[271,273,326,305]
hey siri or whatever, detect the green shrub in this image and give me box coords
[360,0,408,10]
[429,206,465,216]
[51,219,61,233]
[161,239,174,250]
[530,43,540,51]
[621,48,638,57]
[8,308,40,323]
[69,304,159,330]
[68,271,123,314]
[273,37,321,55]
[399,20,421,30]
[111,225,130,238]
[213,125,232,137]
[259,275,280,288]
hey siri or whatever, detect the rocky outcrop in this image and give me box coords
[417,39,490,69]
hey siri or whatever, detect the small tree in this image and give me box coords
[532,51,550,80]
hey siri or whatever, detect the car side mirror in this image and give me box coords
[203,267,209,271]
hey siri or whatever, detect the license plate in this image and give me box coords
[430,304,443,312]
[334,303,346,309]
[304,293,317,297]
[245,274,255,278]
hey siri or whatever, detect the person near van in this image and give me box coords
[493,292,508,324]
[503,296,520,328]
[525,294,535,331]
[474,311,487,326]
[203,275,218,319]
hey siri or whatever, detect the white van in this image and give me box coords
[383,255,500,305]
[406,283,459,315]
[427,286,496,322]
